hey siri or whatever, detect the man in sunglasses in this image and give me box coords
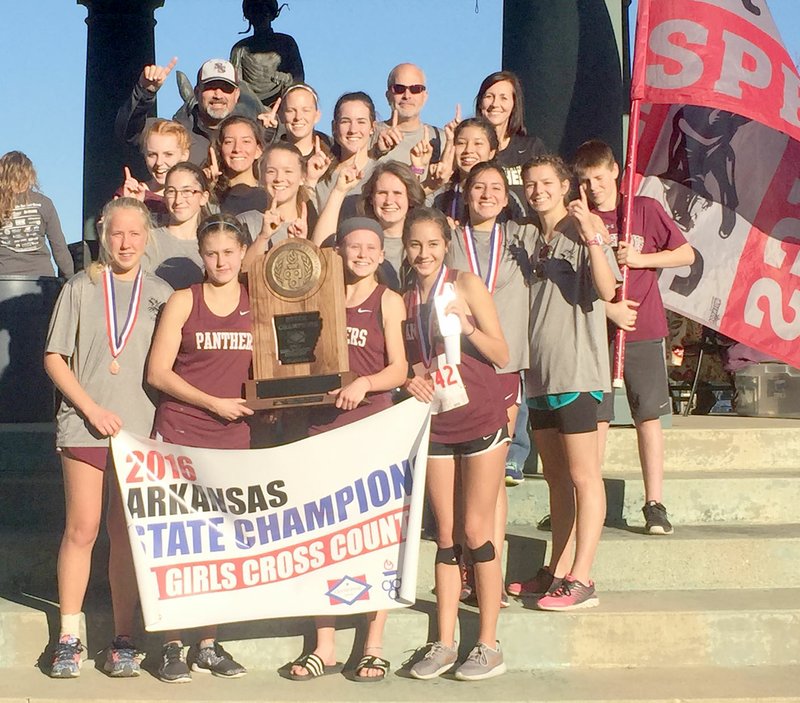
[373,63,445,168]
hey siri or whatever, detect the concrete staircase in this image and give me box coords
[1,417,799,701]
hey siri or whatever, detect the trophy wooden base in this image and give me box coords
[245,372,357,410]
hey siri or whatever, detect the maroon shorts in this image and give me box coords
[58,446,110,472]
[498,372,522,409]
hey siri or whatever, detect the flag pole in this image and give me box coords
[612,97,642,387]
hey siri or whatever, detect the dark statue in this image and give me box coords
[229,0,305,108]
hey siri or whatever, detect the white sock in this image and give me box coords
[60,613,81,639]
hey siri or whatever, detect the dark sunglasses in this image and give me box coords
[390,83,426,95]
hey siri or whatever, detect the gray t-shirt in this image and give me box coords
[46,270,173,447]
[142,227,204,290]
[446,220,536,373]
[314,159,377,224]
[374,122,444,168]
[236,210,289,251]
[0,191,74,277]
[383,236,406,279]
[525,217,621,397]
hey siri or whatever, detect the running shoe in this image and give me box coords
[507,566,560,598]
[504,462,525,487]
[537,576,599,611]
[103,636,141,677]
[158,642,191,683]
[643,501,674,535]
[50,635,83,678]
[454,641,507,681]
[190,642,247,678]
[409,641,458,680]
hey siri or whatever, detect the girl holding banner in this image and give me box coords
[289,216,407,682]
[402,206,510,681]
[518,156,618,610]
[146,213,254,682]
[445,161,535,606]
[44,198,173,678]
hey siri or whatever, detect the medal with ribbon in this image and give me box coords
[462,223,503,293]
[102,266,143,375]
[409,264,448,368]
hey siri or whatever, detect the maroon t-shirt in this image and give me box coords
[595,196,688,343]
[308,284,394,435]
[154,283,253,449]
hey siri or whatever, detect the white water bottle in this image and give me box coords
[434,282,462,366]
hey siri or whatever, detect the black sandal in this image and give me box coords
[287,653,341,681]
[354,654,390,682]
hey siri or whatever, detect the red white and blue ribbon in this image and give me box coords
[102,266,143,367]
[462,223,503,294]
[449,184,461,219]
[410,264,448,367]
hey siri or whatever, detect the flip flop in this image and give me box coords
[287,653,341,681]
[353,654,390,682]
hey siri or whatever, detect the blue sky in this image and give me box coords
[1,0,798,244]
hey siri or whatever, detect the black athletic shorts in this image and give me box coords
[528,392,600,435]
[429,426,510,458]
[597,339,670,423]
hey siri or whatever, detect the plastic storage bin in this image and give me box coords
[735,363,800,419]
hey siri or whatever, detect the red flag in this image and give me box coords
[631,0,800,367]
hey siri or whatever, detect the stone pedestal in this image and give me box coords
[77,0,164,240]
[502,0,626,161]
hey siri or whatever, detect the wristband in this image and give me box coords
[585,232,604,247]
[410,166,425,176]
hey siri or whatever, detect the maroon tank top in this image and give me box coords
[154,283,253,449]
[403,268,507,444]
[309,284,393,435]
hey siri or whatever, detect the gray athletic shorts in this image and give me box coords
[598,338,671,423]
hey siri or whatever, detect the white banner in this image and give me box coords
[110,399,431,632]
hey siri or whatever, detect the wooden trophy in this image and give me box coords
[245,238,353,409]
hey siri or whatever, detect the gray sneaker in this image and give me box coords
[454,641,507,681]
[409,641,458,680]
[643,501,674,535]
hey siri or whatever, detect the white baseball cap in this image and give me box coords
[196,59,238,89]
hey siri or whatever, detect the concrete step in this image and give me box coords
[4,522,800,596]
[507,472,800,528]
[1,664,799,702]
[5,467,799,532]
[4,417,800,477]
[603,417,800,473]
[473,523,800,591]
[2,589,798,672]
